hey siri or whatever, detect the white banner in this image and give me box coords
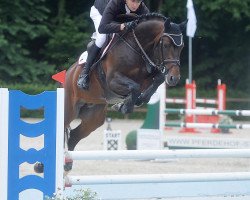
[186,0,197,37]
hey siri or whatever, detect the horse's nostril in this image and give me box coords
[170,76,180,84]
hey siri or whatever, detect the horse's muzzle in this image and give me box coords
[165,65,181,86]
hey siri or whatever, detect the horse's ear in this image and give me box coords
[179,19,188,32]
[164,18,171,30]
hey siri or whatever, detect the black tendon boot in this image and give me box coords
[77,43,100,90]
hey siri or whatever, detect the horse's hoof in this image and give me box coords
[34,162,44,173]
[111,103,123,112]
[135,101,144,107]
[121,105,133,114]
[64,162,73,172]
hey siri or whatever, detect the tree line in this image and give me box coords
[0,0,249,92]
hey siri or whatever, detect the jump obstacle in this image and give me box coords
[0,88,64,200]
[142,80,250,132]
[166,79,226,133]
[139,82,250,149]
[1,88,250,199]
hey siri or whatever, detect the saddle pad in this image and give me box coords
[78,33,115,65]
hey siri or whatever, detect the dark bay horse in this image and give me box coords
[65,13,186,152]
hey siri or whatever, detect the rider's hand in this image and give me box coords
[124,21,137,31]
[120,23,126,31]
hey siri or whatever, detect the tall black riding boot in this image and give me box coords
[77,43,100,90]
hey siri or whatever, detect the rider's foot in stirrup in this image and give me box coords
[77,74,89,90]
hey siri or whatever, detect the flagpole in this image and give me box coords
[186,0,196,84]
[188,36,192,83]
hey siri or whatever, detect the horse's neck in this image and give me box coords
[135,21,164,48]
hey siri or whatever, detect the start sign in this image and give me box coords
[103,130,121,150]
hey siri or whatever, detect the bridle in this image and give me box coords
[118,28,182,74]
[158,33,183,69]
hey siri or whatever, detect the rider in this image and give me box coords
[77,0,149,90]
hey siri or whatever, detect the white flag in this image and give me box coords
[186,0,197,37]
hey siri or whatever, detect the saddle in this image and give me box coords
[78,13,139,66]
[78,33,115,66]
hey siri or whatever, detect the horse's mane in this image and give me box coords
[116,13,167,23]
[136,13,167,23]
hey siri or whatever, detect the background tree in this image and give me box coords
[161,0,250,90]
[0,0,249,94]
[0,0,52,83]
[43,0,92,71]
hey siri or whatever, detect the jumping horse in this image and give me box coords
[65,13,186,151]
[34,13,187,173]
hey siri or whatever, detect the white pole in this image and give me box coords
[188,37,192,83]
[66,172,250,185]
[55,88,65,193]
[67,149,250,160]
[0,88,9,200]
[159,83,165,134]
[186,0,197,83]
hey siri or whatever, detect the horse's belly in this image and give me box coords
[106,96,124,104]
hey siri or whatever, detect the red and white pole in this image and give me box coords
[211,79,227,133]
[180,80,197,133]
[217,79,226,110]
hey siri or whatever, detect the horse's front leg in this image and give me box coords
[136,72,165,106]
[109,72,141,114]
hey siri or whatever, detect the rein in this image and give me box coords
[132,30,165,73]
[118,29,182,74]
[93,20,182,76]
[132,30,182,74]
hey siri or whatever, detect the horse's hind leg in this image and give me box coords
[34,92,77,174]
[64,103,107,171]
[67,104,108,151]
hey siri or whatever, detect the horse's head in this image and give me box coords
[154,18,187,86]
[129,14,187,86]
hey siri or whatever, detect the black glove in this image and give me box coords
[124,21,137,31]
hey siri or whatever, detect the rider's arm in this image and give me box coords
[99,0,123,34]
[99,0,150,33]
